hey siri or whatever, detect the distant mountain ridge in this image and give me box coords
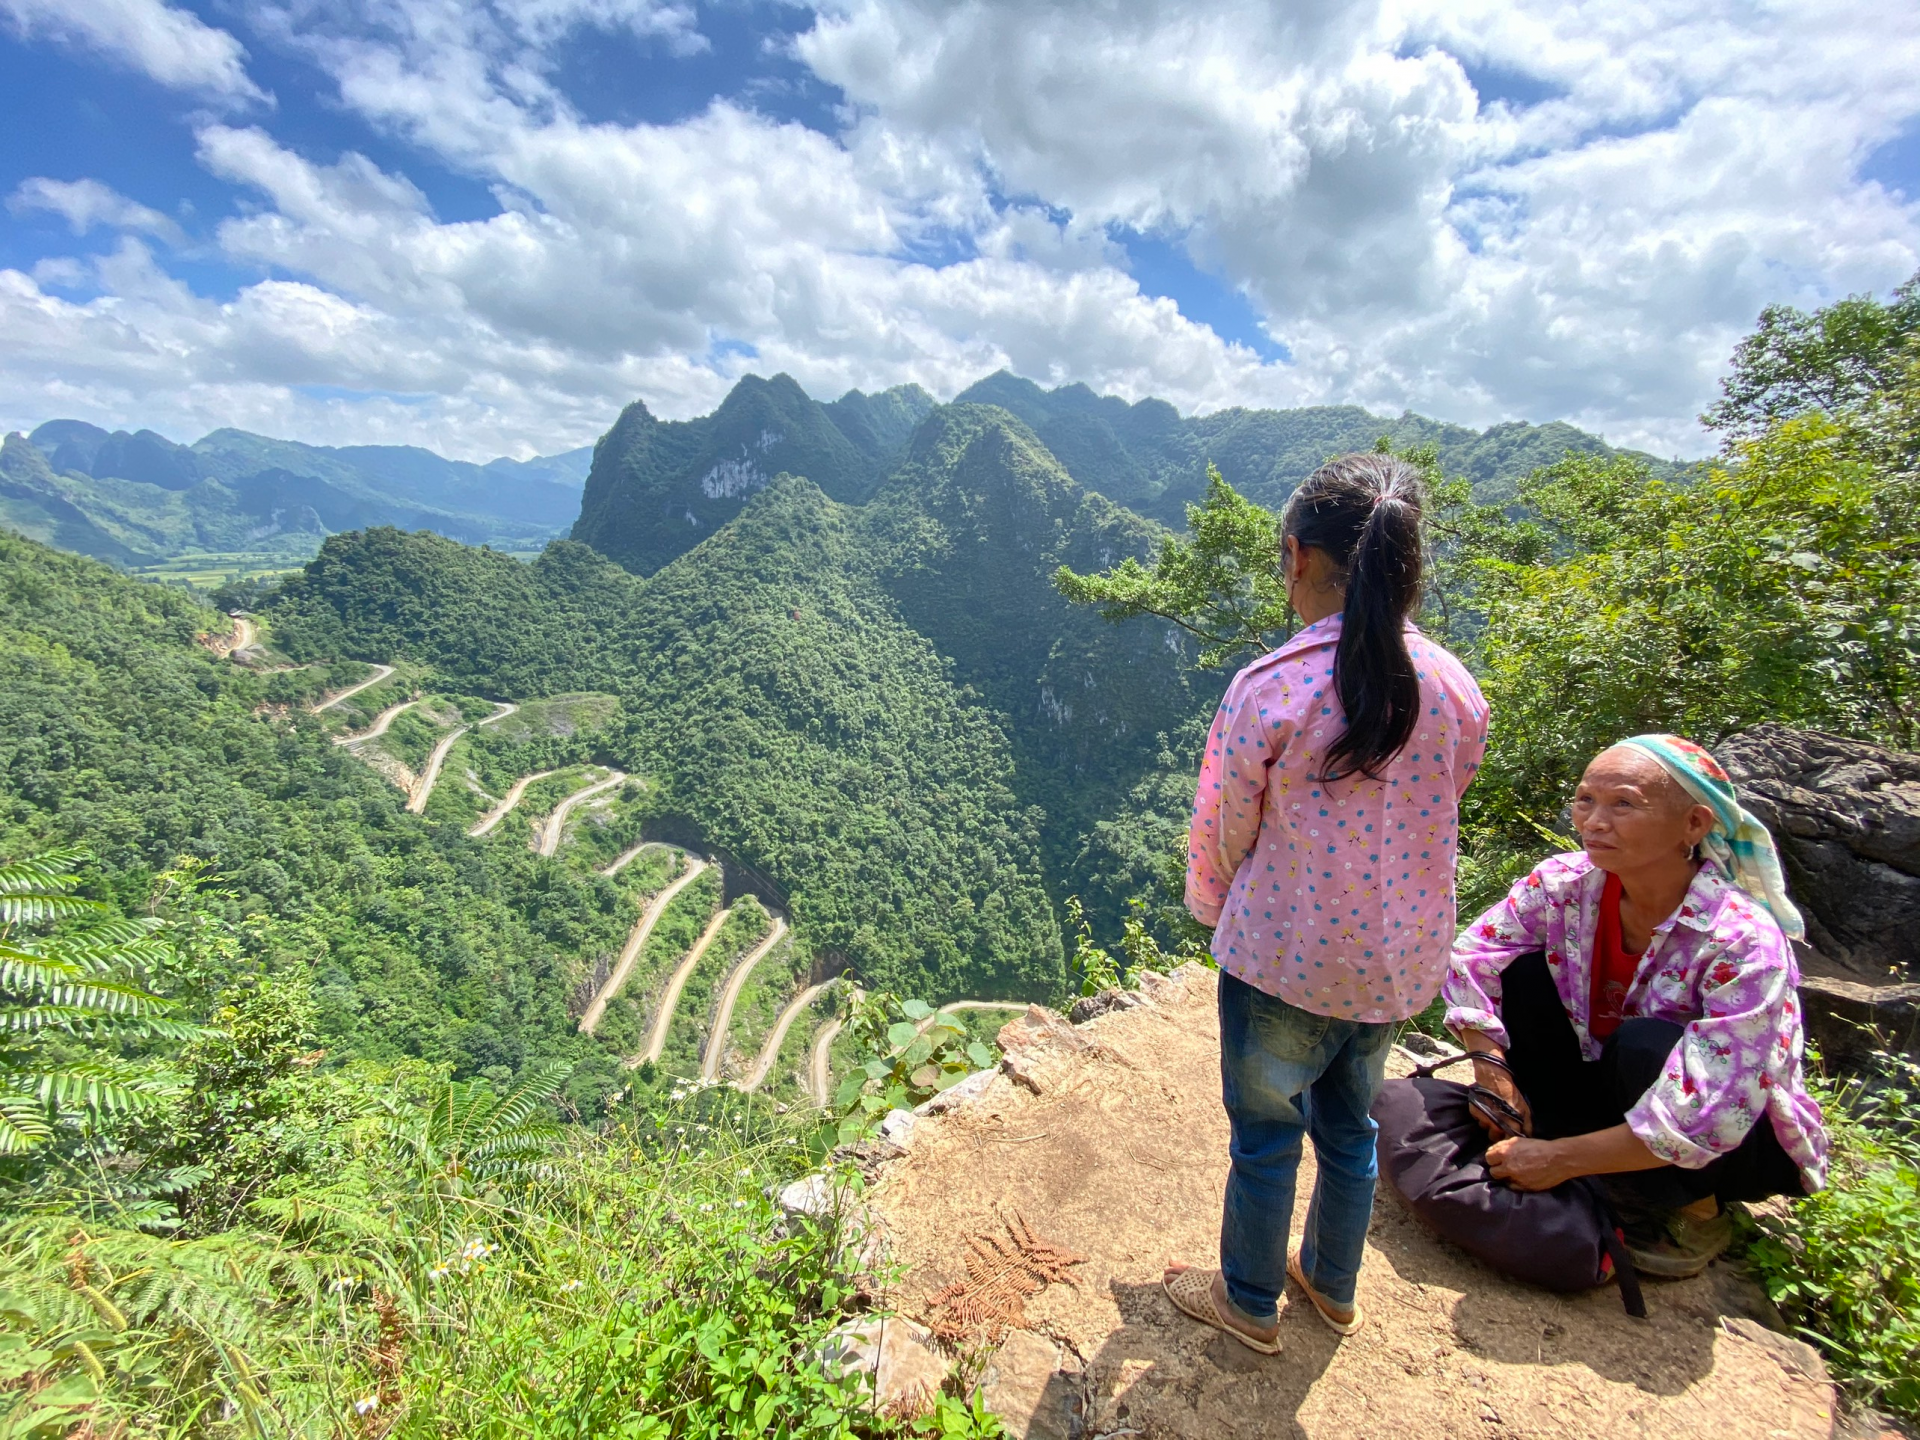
[574,369,1678,575]
[1,418,593,567]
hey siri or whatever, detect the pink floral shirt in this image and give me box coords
[1186,615,1488,1023]
[1445,853,1828,1190]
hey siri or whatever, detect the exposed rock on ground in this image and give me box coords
[866,964,1844,1440]
[1720,725,1920,1058]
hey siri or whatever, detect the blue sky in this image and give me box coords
[1,0,1916,459]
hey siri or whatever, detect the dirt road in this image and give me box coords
[535,770,627,857]
[601,840,669,876]
[333,697,419,746]
[635,905,733,1064]
[406,726,468,814]
[808,1011,848,1107]
[577,857,708,1036]
[742,981,828,1092]
[701,919,790,1082]
[477,700,517,727]
[312,663,395,712]
[468,770,556,837]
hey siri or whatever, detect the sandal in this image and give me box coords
[1161,1265,1283,1355]
[1287,1250,1364,1336]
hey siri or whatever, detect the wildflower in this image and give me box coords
[699,1203,714,1213]
[733,1200,747,1209]
[559,1279,585,1294]
[329,1277,355,1293]
[354,1397,380,1415]
[427,1265,450,1282]
[737,1167,752,1177]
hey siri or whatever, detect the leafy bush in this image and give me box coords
[833,993,996,1144]
[1743,1050,1920,1423]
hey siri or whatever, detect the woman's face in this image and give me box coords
[1571,747,1714,876]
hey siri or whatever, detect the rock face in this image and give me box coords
[1718,724,1920,1058]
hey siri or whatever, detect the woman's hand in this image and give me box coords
[1463,1043,1532,1138]
[1485,1137,1579,1192]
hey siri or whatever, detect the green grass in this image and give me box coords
[129,551,312,590]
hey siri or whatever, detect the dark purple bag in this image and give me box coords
[1371,1054,1645,1316]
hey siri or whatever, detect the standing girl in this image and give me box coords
[1163,453,1489,1353]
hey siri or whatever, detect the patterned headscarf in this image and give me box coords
[1617,734,1806,941]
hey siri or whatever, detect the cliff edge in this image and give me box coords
[863,964,1846,1440]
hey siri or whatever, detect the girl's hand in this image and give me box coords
[1485,1137,1577,1191]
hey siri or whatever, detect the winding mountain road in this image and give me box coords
[808,1013,847,1107]
[312,664,395,712]
[601,840,669,877]
[700,919,791,1082]
[468,770,556,836]
[333,697,419,746]
[577,856,709,1036]
[741,981,828,1093]
[535,771,628,857]
[634,904,732,1064]
[477,701,517,727]
[406,726,469,814]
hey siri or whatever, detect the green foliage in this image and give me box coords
[0,851,193,1154]
[1742,1051,1920,1422]
[833,993,995,1144]
[1705,272,1920,437]
[1064,896,1184,996]
[1054,465,1291,669]
[1466,423,1920,851]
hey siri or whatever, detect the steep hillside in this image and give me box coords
[863,404,1210,916]
[268,511,1068,1000]
[0,528,639,1111]
[571,373,890,573]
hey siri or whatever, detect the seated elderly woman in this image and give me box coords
[1444,734,1828,1277]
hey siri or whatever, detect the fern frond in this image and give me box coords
[486,1060,573,1138]
[0,849,87,893]
[0,1093,52,1152]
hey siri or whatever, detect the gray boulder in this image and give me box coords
[1718,724,1920,1060]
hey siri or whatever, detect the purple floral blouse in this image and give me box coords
[1445,852,1828,1190]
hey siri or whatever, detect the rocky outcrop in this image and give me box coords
[861,963,1839,1440]
[1718,723,1920,1059]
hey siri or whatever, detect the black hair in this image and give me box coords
[1283,452,1426,781]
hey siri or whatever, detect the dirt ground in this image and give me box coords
[868,964,1848,1440]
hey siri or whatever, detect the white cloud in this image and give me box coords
[3,0,1918,461]
[8,177,185,244]
[0,0,262,99]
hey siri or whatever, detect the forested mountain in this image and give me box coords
[950,370,1674,521]
[571,374,934,572]
[575,370,1673,575]
[0,417,590,568]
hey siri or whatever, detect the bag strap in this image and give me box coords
[1583,1182,1648,1319]
[1408,1049,1528,1138]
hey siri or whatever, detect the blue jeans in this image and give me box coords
[1218,971,1393,1320]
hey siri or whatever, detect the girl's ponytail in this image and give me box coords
[1282,453,1426,780]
